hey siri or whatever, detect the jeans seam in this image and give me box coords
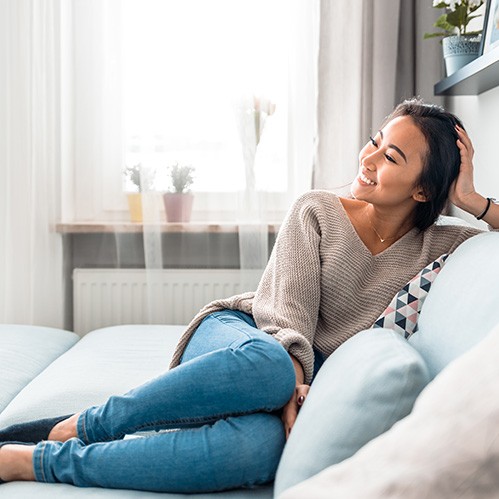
[38,442,47,483]
[118,407,279,436]
[79,413,90,444]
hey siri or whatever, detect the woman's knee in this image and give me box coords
[236,336,296,403]
[211,413,286,488]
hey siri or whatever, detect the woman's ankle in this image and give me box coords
[0,444,36,481]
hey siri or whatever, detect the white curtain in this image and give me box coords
[0,0,65,328]
[236,0,319,286]
[313,0,443,191]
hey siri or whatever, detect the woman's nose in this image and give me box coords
[362,151,378,170]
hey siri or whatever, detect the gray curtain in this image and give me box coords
[314,0,444,190]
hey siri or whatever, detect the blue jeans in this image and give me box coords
[32,311,298,493]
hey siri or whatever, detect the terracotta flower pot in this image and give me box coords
[163,193,194,222]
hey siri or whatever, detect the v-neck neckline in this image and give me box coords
[335,195,419,258]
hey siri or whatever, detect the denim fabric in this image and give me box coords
[32,310,297,493]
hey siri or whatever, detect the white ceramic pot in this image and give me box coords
[442,35,481,76]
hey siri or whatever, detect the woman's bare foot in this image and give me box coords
[47,413,80,442]
[0,444,36,481]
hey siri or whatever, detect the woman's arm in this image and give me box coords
[252,192,323,385]
[450,126,499,229]
[252,193,324,437]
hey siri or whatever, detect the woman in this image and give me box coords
[1,98,498,492]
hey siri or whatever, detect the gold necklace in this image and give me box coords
[365,210,399,244]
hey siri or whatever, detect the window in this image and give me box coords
[122,0,289,195]
[71,0,317,221]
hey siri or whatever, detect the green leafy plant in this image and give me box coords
[123,163,155,192]
[168,163,195,193]
[424,0,484,39]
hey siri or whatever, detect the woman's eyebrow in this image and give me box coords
[379,130,407,163]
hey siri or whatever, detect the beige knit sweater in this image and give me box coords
[169,190,483,383]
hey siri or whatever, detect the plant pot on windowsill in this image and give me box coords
[127,192,164,222]
[163,164,195,223]
[163,192,194,222]
[442,34,481,76]
[124,163,157,223]
[127,192,143,222]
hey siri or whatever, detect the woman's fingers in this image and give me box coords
[282,384,310,439]
[296,384,310,406]
[450,125,477,207]
[281,400,298,440]
[456,125,474,156]
[456,125,474,167]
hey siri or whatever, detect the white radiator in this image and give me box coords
[73,268,263,336]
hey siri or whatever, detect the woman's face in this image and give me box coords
[351,116,428,208]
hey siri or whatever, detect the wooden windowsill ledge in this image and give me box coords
[56,221,280,234]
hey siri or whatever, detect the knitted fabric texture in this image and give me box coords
[169,191,482,384]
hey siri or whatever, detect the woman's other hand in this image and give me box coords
[282,353,309,439]
[281,384,310,440]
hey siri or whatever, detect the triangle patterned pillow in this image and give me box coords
[373,254,449,338]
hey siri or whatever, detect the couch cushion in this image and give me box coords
[0,325,79,414]
[273,328,430,497]
[279,321,499,499]
[409,232,499,378]
[0,325,186,427]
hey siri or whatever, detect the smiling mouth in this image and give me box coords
[358,172,377,186]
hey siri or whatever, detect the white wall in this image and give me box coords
[446,86,499,228]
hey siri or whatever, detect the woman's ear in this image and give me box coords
[412,188,428,203]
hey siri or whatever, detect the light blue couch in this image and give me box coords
[0,323,273,498]
[1,231,498,498]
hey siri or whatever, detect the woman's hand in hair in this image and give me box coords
[449,125,480,211]
[450,126,498,225]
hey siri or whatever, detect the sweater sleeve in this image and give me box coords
[252,192,323,384]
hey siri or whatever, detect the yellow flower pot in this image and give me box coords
[127,193,143,222]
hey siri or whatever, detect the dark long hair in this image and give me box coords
[381,98,464,231]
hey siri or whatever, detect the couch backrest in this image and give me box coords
[409,232,499,379]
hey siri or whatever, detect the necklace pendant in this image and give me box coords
[380,238,385,243]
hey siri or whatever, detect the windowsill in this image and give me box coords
[56,221,281,234]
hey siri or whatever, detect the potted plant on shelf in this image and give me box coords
[425,0,485,76]
[163,163,195,223]
[123,163,155,222]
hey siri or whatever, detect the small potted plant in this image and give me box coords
[163,163,195,223]
[424,0,484,76]
[123,163,155,222]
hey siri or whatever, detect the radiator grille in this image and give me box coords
[73,269,263,336]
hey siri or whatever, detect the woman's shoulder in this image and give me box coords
[423,218,484,254]
[428,216,483,236]
[293,189,340,205]
[287,190,348,225]
[277,190,348,238]
[291,189,356,214]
